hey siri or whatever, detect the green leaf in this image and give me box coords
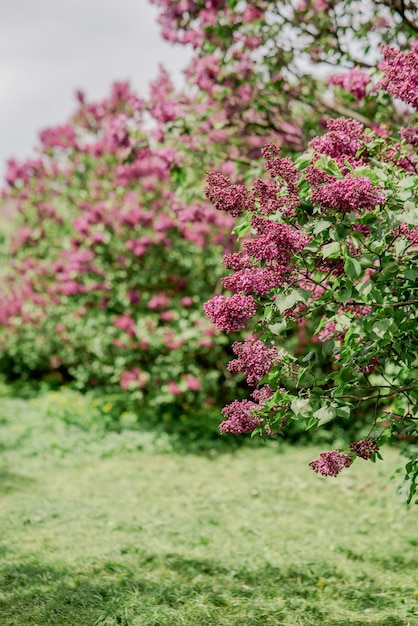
[275,290,305,313]
[268,321,287,335]
[398,175,417,190]
[312,219,332,235]
[322,241,341,259]
[394,238,409,256]
[305,417,319,430]
[344,257,362,279]
[322,339,335,357]
[313,405,335,426]
[372,319,391,339]
[290,397,311,417]
[295,152,314,170]
[335,405,351,419]
[232,220,251,237]
[401,203,418,225]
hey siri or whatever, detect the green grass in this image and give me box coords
[0,388,417,625]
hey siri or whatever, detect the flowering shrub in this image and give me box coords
[204,45,418,501]
[152,0,418,154]
[1,1,417,459]
[0,83,243,430]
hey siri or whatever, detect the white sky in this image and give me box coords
[0,0,191,175]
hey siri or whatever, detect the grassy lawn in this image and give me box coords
[0,389,417,625]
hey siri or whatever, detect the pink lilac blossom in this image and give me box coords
[120,368,147,390]
[349,438,379,459]
[398,222,418,245]
[400,126,418,146]
[228,339,280,386]
[309,118,365,158]
[252,176,299,218]
[219,399,262,435]
[221,267,286,296]
[377,44,418,109]
[329,69,371,100]
[167,381,182,396]
[203,294,257,333]
[222,252,252,271]
[205,172,253,217]
[245,215,310,263]
[126,237,154,257]
[114,314,136,337]
[182,375,201,391]
[309,450,352,477]
[148,293,170,309]
[39,124,78,149]
[251,384,274,403]
[310,176,386,214]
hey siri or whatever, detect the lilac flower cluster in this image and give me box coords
[219,399,262,434]
[227,339,280,385]
[309,118,365,159]
[205,172,253,217]
[398,222,418,245]
[261,144,298,183]
[400,126,418,147]
[221,267,285,296]
[329,68,371,100]
[309,450,352,477]
[377,44,418,110]
[349,438,379,460]
[254,144,300,217]
[245,215,310,264]
[219,383,275,435]
[203,294,257,332]
[310,176,386,214]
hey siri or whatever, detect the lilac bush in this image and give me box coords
[204,45,418,501]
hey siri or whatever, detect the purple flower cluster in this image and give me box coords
[221,267,285,296]
[309,118,365,159]
[219,399,262,434]
[400,125,418,147]
[398,222,418,245]
[227,339,280,385]
[309,450,352,477]
[254,144,300,217]
[329,69,371,100]
[349,438,379,460]
[310,176,386,214]
[219,383,276,435]
[377,44,418,110]
[205,172,253,217]
[245,215,310,264]
[203,294,257,332]
[261,144,298,183]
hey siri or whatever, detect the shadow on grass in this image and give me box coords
[0,553,408,626]
[0,468,36,494]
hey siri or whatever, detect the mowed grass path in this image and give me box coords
[0,392,416,625]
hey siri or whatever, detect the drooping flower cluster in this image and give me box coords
[349,439,380,460]
[309,118,366,159]
[309,451,352,477]
[227,339,280,386]
[205,173,253,217]
[400,125,418,147]
[377,44,418,110]
[329,68,371,100]
[203,294,257,333]
[219,399,262,435]
[310,176,386,214]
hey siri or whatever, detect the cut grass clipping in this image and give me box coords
[0,388,416,625]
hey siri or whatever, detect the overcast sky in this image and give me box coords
[0,0,191,175]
